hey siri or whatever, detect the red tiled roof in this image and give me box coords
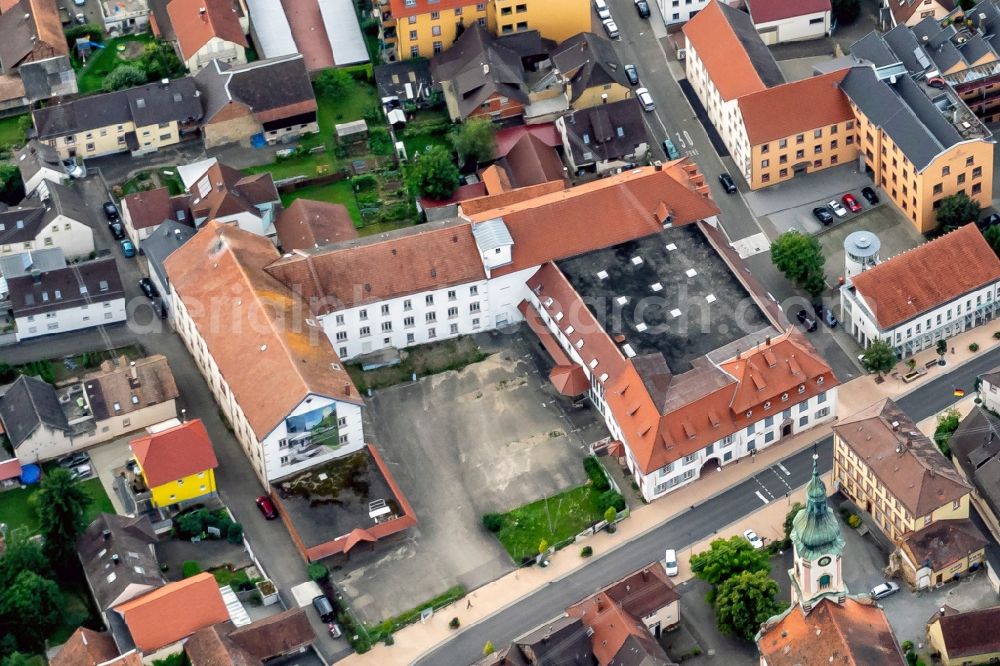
[168,0,247,62]
[0,456,20,481]
[115,573,229,653]
[932,605,1000,660]
[130,419,218,487]
[747,0,831,23]
[51,627,119,666]
[494,122,561,157]
[123,187,172,230]
[188,161,278,223]
[457,180,565,216]
[418,181,487,210]
[851,224,1000,330]
[388,0,480,19]
[279,0,335,71]
[275,198,358,251]
[683,0,768,101]
[737,70,852,145]
[502,133,566,188]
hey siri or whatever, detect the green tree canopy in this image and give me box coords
[450,118,497,165]
[984,224,1000,258]
[0,164,23,206]
[713,570,784,642]
[314,68,353,99]
[0,570,63,653]
[934,407,961,458]
[103,65,147,92]
[33,468,92,564]
[408,145,460,200]
[860,339,896,378]
[770,231,826,296]
[936,192,981,230]
[690,536,770,600]
[0,533,52,590]
[139,41,184,81]
[781,501,804,549]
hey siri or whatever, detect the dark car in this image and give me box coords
[103,201,120,222]
[795,309,818,332]
[813,303,838,328]
[58,452,90,468]
[718,173,737,194]
[110,222,125,240]
[635,0,651,17]
[861,186,879,205]
[982,212,1000,228]
[312,595,335,623]
[812,207,834,225]
[624,63,639,86]
[139,277,160,299]
[152,299,167,319]
[255,495,277,520]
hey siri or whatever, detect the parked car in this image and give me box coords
[64,160,85,179]
[256,495,277,520]
[70,464,92,480]
[103,201,120,222]
[796,309,818,332]
[635,0,651,17]
[743,528,764,550]
[602,18,620,39]
[594,0,611,20]
[813,304,838,328]
[327,623,342,639]
[861,186,879,205]
[624,63,639,86]
[828,200,847,217]
[58,452,90,468]
[74,0,85,5]
[110,222,125,240]
[75,13,85,23]
[119,239,136,257]
[842,193,862,213]
[718,172,737,194]
[139,277,160,299]
[981,212,1000,228]
[664,549,678,576]
[312,594,335,623]
[870,582,900,600]
[152,299,167,320]
[663,138,679,160]
[812,207,834,225]
[636,87,655,112]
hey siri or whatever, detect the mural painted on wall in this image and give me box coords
[285,403,339,448]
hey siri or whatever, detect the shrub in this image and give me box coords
[583,456,611,491]
[597,490,626,514]
[581,546,593,557]
[847,514,862,528]
[483,641,495,656]
[604,506,618,525]
[384,633,395,646]
[176,510,206,538]
[970,342,981,352]
[538,539,549,555]
[449,617,460,630]
[482,513,503,533]
[308,563,328,582]
[182,560,202,578]
[226,522,243,544]
[901,640,914,653]
[905,651,918,666]
[994,331,1000,339]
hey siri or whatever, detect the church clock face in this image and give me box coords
[817,556,832,566]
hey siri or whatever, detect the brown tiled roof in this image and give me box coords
[164,221,361,440]
[130,419,218,487]
[494,122,561,157]
[851,224,1000,329]
[480,164,512,193]
[502,132,566,188]
[115,573,229,653]
[458,180,565,216]
[275,199,358,251]
[835,398,971,517]
[123,187,170,230]
[595,562,680,621]
[932,605,1000,659]
[185,608,314,665]
[168,0,247,62]
[51,627,119,666]
[890,0,953,26]
[901,519,987,571]
[757,597,905,665]
[82,355,179,421]
[682,0,771,101]
[738,70,852,145]
[188,161,278,222]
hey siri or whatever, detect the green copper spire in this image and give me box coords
[791,454,845,560]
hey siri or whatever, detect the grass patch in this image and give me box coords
[158,167,184,195]
[368,585,466,641]
[49,590,95,645]
[280,180,360,223]
[75,35,155,94]
[246,151,338,182]
[401,132,450,160]
[0,113,27,151]
[346,337,488,392]
[0,477,114,536]
[493,485,606,563]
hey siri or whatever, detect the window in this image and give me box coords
[796,149,805,159]
[942,165,950,176]
[448,289,457,301]
[814,144,822,154]
[433,41,443,54]
[816,407,830,419]
[470,302,481,313]
[830,140,838,149]
[846,135,854,145]
[799,415,809,427]
[432,25,441,36]
[779,154,788,164]
[472,318,480,329]
[973,182,982,194]
[403,299,412,311]
[336,331,347,342]
[796,134,804,144]
[430,10,439,18]
[360,326,370,337]
[335,314,345,325]
[406,333,415,344]
[381,321,392,332]
[778,138,787,148]
[779,168,788,177]
[409,30,417,39]
[966,156,975,166]
[761,159,769,168]
[814,129,822,139]
[762,174,770,183]
[761,144,769,154]
[408,15,416,23]
[831,155,839,165]
[958,173,966,184]
[426,312,437,322]
[404,316,415,327]
[359,309,368,320]
[411,46,420,57]
[448,306,458,318]
[455,7,462,14]
[428,327,436,338]
[933,182,942,195]
[450,323,459,335]
[470,285,479,296]
[426,294,434,305]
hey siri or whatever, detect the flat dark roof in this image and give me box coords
[556,224,768,374]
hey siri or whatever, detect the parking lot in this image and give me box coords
[332,330,608,623]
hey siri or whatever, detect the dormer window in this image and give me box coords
[781,393,788,402]
[817,376,825,385]
[798,384,806,393]
[746,410,752,418]
[763,401,771,410]
[589,359,599,369]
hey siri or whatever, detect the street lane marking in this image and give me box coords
[755,491,770,505]
[683,130,693,145]
[770,468,792,492]
[676,132,686,149]
[777,463,791,476]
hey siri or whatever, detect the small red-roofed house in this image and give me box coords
[130,418,219,509]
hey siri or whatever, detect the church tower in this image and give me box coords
[789,454,846,612]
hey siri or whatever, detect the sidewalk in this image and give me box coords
[338,324,1000,666]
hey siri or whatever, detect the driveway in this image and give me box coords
[335,329,607,624]
[85,436,133,515]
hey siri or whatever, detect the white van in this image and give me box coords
[594,0,611,20]
[664,549,678,576]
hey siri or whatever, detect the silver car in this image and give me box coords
[636,87,655,112]
[870,581,900,599]
[743,528,764,549]
[602,18,619,39]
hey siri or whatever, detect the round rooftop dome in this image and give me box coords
[844,230,881,258]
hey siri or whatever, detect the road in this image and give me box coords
[416,343,998,665]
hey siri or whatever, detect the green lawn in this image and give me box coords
[0,113,27,151]
[281,180,361,224]
[245,151,338,182]
[75,35,154,94]
[0,477,114,536]
[402,132,451,160]
[492,485,605,563]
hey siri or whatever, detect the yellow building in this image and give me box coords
[927,605,1000,665]
[130,419,219,509]
[551,33,632,111]
[32,78,203,160]
[379,0,588,60]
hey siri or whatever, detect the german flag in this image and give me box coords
[954,388,966,397]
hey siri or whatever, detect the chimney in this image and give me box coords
[765,335,771,346]
[654,160,662,171]
[102,529,111,540]
[112,554,120,565]
[199,6,206,15]
[892,420,900,431]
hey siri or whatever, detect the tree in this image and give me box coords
[985,224,1000,258]
[936,192,981,231]
[103,65,147,92]
[1,652,36,666]
[314,68,352,99]
[33,468,92,564]
[860,339,896,378]
[139,41,184,81]
[408,145,459,200]
[770,231,826,297]
[450,118,496,165]
[64,23,105,47]
[0,164,23,206]
[690,536,770,600]
[0,532,52,590]
[936,339,948,358]
[781,501,804,549]
[0,570,63,653]
[713,570,784,642]
[15,115,30,144]
[483,641,495,656]
[832,0,861,23]
[934,407,961,458]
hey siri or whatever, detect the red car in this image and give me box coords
[842,193,862,213]
[255,495,277,520]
